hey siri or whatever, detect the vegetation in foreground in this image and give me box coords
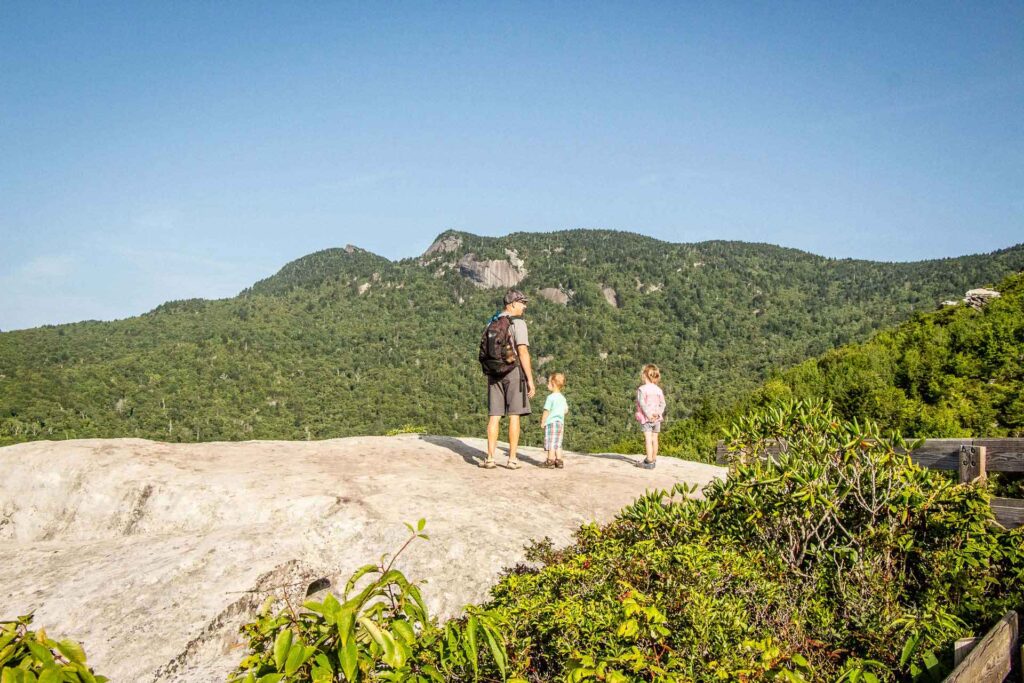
[230,401,1023,682]
[0,613,107,683]
[6,401,1021,681]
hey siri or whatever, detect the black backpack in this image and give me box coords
[478,315,519,378]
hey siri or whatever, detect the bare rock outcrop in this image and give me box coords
[964,288,1000,309]
[537,288,570,305]
[423,234,463,258]
[1,436,725,682]
[457,253,527,289]
[601,286,620,308]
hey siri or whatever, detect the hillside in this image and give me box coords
[2,229,1024,450]
[653,270,1024,461]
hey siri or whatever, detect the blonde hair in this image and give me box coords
[641,364,661,384]
[548,372,566,390]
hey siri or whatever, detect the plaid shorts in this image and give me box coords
[543,420,564,451]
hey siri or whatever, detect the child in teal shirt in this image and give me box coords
[541,372,568,469]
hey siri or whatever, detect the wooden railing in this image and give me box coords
[715,437,1024,529]
[943,610,1019,682]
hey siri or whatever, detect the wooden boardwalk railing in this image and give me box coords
[715,437,1024,529]
[942,610,1019,683]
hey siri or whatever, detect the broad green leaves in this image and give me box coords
[0,615,107,683]
[233,520,513,682]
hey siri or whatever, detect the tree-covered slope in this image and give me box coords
[2,229,1023,450]
[654,270,1024,461]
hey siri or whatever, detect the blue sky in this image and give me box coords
[1,2,1022,330]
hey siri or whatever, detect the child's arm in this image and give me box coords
[636,388,652,420]
[541,409,549,427]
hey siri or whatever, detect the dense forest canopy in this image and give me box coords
[651,270,1024,462]
[2,229,1023,450]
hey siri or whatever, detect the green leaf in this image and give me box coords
[899,631,921,667]
[417,518,426,532]
[465,616,479,680]
[284,643,313,676]
[256,675,283,683]
[56,640,86,666]
[481,623,507,679]
[392,620,415,646]
[339,637,358,681]
[23,641,55,669]
[272,630,292,671]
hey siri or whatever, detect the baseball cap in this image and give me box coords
[503,289,529,305]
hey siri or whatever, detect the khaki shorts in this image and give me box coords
[640,421,661,433]
[487,366,531,416]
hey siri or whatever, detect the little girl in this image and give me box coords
[635,364,666,469]
[541,372,568,469]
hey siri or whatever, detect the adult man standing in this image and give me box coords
[479,289,536,469]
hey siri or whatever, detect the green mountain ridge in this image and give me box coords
[2,229,1023,450]
[654,270,1024,462]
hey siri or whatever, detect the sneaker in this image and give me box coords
[640,460,656,470]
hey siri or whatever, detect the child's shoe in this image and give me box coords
[555,459,564,469]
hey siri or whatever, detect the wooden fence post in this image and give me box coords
[959,444,987,483]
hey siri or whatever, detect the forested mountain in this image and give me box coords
[2,229,1023,451]
[649,270,1024,461]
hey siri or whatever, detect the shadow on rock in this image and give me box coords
[419,435,488,465]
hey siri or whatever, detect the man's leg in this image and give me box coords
[486,415,501,461]
[508,414,520,463]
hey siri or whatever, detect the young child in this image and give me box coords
[541,372,568,469]
[635,364,666,469]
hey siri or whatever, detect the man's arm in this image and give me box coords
[518,344,536,398]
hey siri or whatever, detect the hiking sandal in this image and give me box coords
[541,460,558,469]
[506,459,522,470]
[555,459,565,469]
[478,459,497,469]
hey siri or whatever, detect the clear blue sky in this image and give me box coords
[1,2,1022,330]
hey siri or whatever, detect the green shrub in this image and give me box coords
[0,613,107,683]
[232,520,516,683]
[479,400,1023,682]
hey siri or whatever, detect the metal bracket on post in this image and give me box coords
[959,444,987,484]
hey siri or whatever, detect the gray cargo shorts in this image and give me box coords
[487,366,532,416]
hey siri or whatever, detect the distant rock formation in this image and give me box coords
[423,234,463,258]
[457,253,527,289]
[537,288,569,305]
[601,286,620,308]
[942,288,1002,309]
[964,288,1000,309]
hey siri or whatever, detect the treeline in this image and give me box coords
[2,229,1023,450]
[647,271,1024,461]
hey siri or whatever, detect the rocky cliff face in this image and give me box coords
[0,436,722,682]
[457,252,528,289]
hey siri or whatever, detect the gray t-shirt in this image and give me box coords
[499,313,529,348]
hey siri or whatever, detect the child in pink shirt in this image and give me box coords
[635,364,666,469]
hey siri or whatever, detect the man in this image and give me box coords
[480,289,536,469]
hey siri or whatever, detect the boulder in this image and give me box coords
[601,286,620,308]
